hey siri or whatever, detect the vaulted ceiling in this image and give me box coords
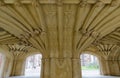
[0,0,120,58]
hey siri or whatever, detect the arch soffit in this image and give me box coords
[81,51,100,59]
[81,46,104,59]
[23,51,42,61]
[77,45,97,56]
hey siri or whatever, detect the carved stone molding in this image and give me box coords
[3,0,117,4]
[80,29,101,39]
[31,0,40,7]
[79,0,88,7]
[97,44,117,52]
[57,0,63,6]
[111,0,120,7]
[14,0,22,6]
[7,44,30,52]
[95,0,105,7]
[0,0,119,9]
[20,28,43,40]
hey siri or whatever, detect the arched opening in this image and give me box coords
[0,53,5,77]
[81,53,100,77]
[24,54,42,77]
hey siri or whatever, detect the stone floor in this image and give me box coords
[83,76,120,78]
[8,70,120,78]
[8,76,120,78]
[25,67,41,76]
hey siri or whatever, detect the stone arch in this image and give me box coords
[24,52,42,60]
[79,46,105,60]
[80,50,102,75]
[81,51,101,59]
[22,52,42,76]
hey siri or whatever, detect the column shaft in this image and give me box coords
[41,58,82,78]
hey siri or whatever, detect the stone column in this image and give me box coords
[0,55,6,78]
[100,59,120,76]
[10,57,24,76]
[41,58,50,78]
[72,58,82,78]
[50,58,72,78]
[2,57,10,78]
[41,58,81,78]
[99,58,110,75]
[105,60,110,75]
[15,59,25,76]
[10,56,17,76]
[108,60,120,76]
[96,44,120,76]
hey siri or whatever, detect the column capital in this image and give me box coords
[42,57,81,60]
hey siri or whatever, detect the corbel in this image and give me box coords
[79,0,88,7]
[95,0,105,7]
[31,0,40,7]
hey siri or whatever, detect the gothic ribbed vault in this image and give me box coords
[0,0,120,78]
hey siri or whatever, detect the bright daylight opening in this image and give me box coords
[81,53,100,77]
[25,54,42,76]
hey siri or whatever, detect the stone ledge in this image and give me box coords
[2,0,116,4]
